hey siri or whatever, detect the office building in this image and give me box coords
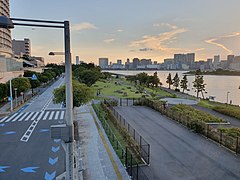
[76,56,79,65]
[99,58,109,69]
[12,38,31,57]
[117,59,122,65]
[0,0,12,57]
[132,58,140,69]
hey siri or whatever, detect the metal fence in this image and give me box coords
[93,104,149,180]
[111,107,150,164]
[138,98,240,154]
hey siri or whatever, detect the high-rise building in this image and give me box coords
[99,58,108,69]
[76,56,79,65]
[213,55,220,68]
[186,53,195,68]
[117,59,122,65]
[132,58,140,69]
[0,0,12,57]
[12,38,31,57]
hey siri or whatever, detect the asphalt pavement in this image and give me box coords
[115,106,240,180]
[0,78,66,180]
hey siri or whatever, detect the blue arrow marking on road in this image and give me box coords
[21,167,39,173]
[54,139,61,143]
[48,157,58,165]
[45,171,56,180]
[0,123,5,127]
[51,146,60,153]
[3,131,16,135]
[0,166,10,172]
[39,129,50,133]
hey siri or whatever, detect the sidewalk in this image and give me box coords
[75,104,130,180]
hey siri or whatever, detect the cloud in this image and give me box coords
[117,29,123,32]
[72,22,98,32]
[205,32,240,54]
[130,27,187,53]
[104,38,115,43]
[153,23,178,30]
[139,48,153,52]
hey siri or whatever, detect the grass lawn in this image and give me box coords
[93,80,143,98]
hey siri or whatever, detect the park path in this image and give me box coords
[114,105,240,180]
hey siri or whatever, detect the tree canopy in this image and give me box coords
[166,73,173,89]
[53,80,93,107]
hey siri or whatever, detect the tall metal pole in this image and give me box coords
[9,79,13,112]
[15,88,17,108]
[64,20,74,180]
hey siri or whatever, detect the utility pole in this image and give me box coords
[64,20,74,180]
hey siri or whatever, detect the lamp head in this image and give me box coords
[49,52,55,56]
[0,16,14,29]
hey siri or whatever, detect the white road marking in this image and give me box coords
[20,119,40,142]
[0,116,9,123]
[54,111,60,120]
[12,113,24,122]
[18,112,30,122]
[41,95,53,112]
[60,111,65,120]
[31,112,39,121]
[49,111,55,120]
[25,112,34,121]
[37,111,45,120]
[43,111,50,120]
[5,113,18,122]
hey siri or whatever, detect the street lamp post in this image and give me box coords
[9,78,13,112]
[227,91,230,104]
[0,16,74,179]
[14,88,18,108]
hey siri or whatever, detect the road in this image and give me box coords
[115,106,240,180]
[0,77,65,180]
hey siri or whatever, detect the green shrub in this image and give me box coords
[218,127,240,138]
[213,105,240,120]
[170,104,225,123]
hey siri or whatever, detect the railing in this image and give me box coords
[103,99,150,164]
[93,104,149,180]
[138,98,240,154]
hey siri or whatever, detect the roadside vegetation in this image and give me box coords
[218,127,240,138]
[170,104,225,123]
[93,103,142,165]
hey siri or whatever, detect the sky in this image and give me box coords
[10,0,240,65]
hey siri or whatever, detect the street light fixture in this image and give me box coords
[0,16,74,179]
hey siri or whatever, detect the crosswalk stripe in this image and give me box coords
[25,112,34,121]
[5,113,18,122]
[49,111,55,120]
[0,116,9,123]
[43,111,50,120]
[31,112,39,121]
[54,111,60,120]
[60,111,65,120]
[37,111,45,120]
[12,113,24,122]
[18,112,30,122]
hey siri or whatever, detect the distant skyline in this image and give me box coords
[10,0,240,64]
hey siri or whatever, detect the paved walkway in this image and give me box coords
[115,106,240,180]
[75,104,129,180]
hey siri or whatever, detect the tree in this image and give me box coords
[180,75,188,93]
[193,70,207,98]
[173,73,180,90]
[0,83,7,100]
[53,80,93,107]
[74,68,101,86]
[136,72,148,86]
[166,73,173,89]
[7,78,31,96]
